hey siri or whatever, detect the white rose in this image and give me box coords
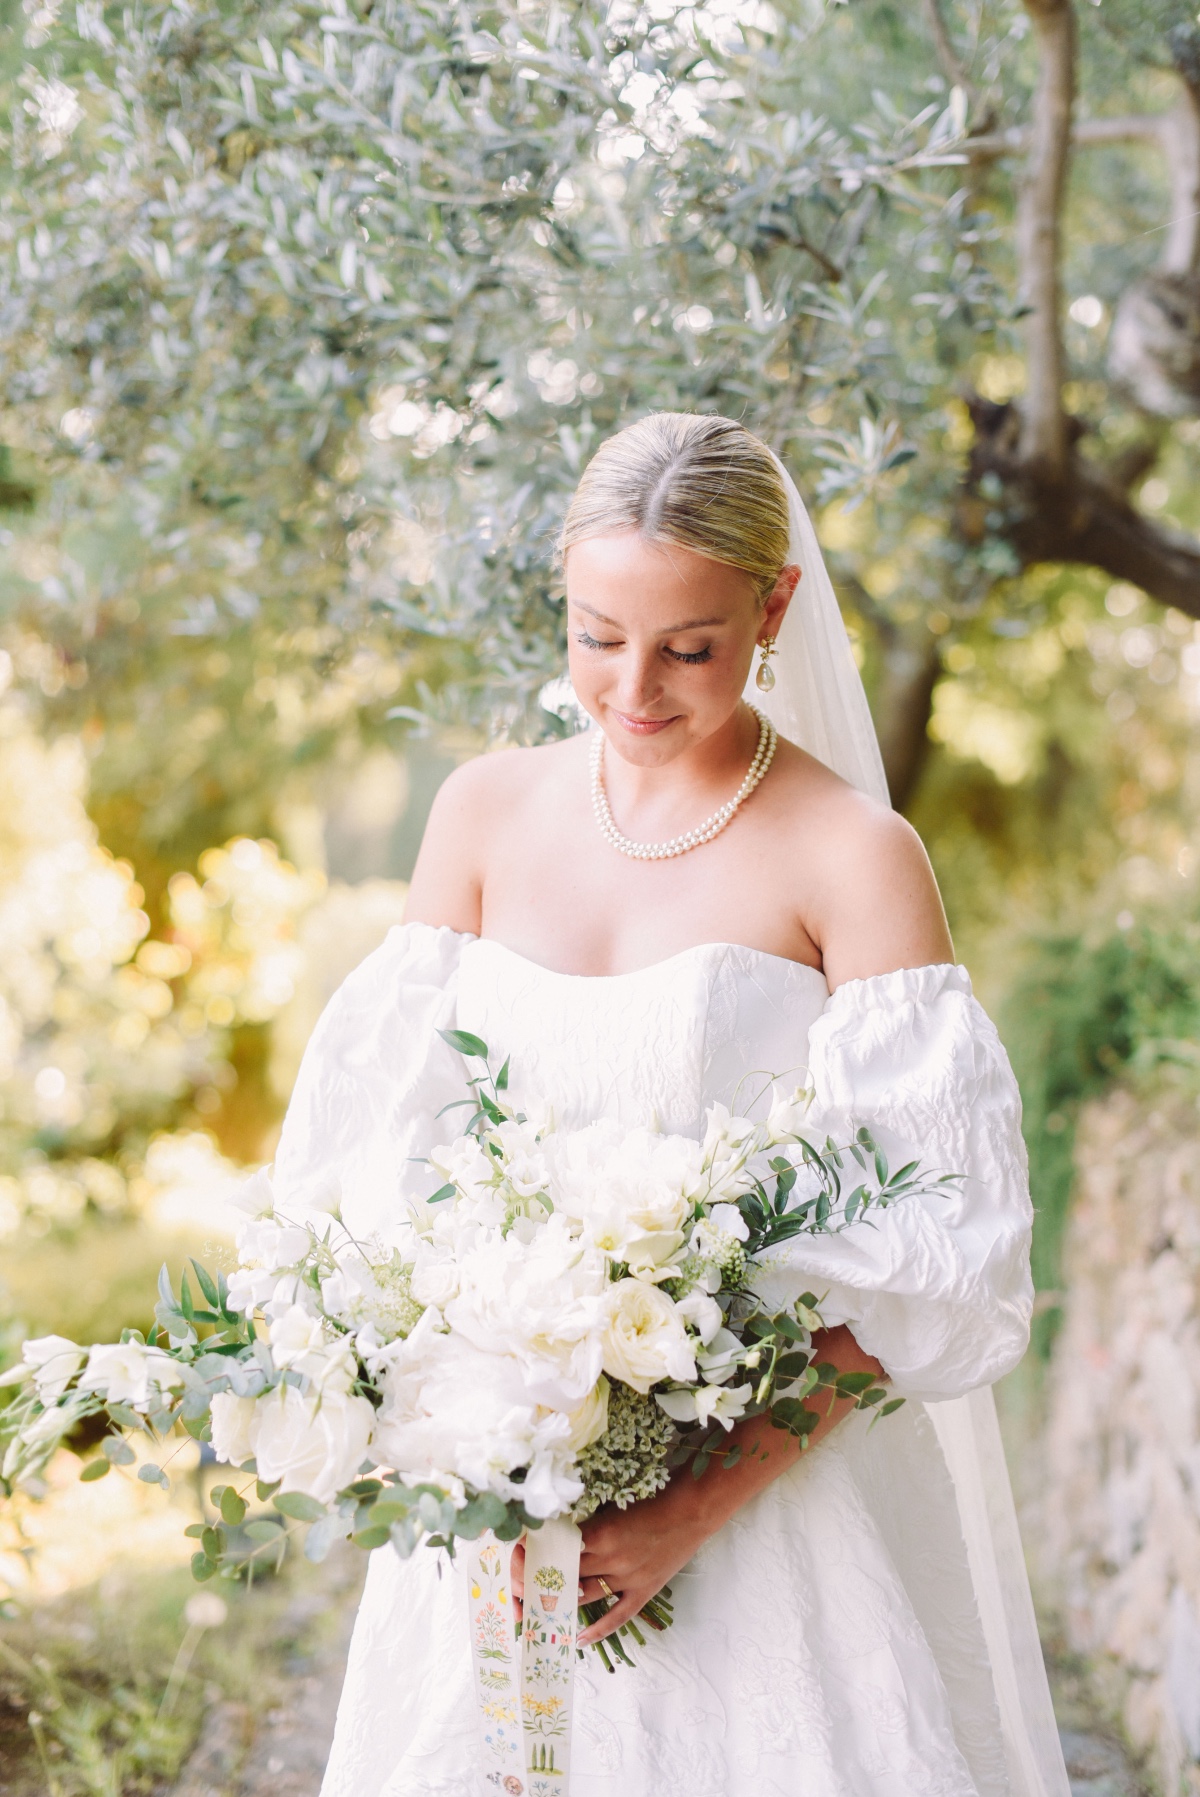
[409,1254,459,1309]
[209,1390,259,1467]
[20,1336,86,1404]
[253,1382,375,1505]
[563,1377,610,1451]
[600,1280,696,1396]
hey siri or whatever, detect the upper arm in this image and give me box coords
[404,758,495,934]
[810,801,954,992]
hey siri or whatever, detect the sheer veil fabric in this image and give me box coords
[744,455,1069,1797]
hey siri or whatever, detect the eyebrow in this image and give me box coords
[574,601,727,633]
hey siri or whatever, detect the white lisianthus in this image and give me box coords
[674,1290,724,1346]
[236,1218,311,1271]
[79,1341,182,1407]
[767,1085,811,1143]
[563,1377,610,1451]
[209,1390,260,1467]
[19,1335,86,1404]
[253,1382,375,1505]
[600,1280,696,1396]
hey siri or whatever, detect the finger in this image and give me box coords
[510,1540,525,1600]
[577,1578,614,1605]
[579,1588,649,1647]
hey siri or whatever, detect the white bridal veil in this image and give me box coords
[747,455,1071,1797]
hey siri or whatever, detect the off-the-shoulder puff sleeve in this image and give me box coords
[272,922,467,1241]
[755,962,1034,1401]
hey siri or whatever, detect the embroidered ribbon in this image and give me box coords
[467,1519,582,1796]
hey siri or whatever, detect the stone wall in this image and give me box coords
[1037,1085,1200,1794]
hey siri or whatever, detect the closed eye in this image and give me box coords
[665,645,713,664]
[575,630,621,651]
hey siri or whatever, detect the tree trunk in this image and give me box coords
[1017,0,1076,473]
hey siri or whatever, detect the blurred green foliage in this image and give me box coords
[1001,913,1200,1310]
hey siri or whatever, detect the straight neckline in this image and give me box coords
[470,935,829,988]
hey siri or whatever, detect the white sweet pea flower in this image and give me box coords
[267,1305,326,1367]
[491,1119,551,1200]
[600,1280,696,1395]
[694,1381,752,1430]
[209,1390,259,1467]
[228,1167,277,1219]
[19,1336,86,1404]
[236,1218,311,1271]
[226,1267,284,1316]
[708,1203,749,1242]
[79,1342,181,1407]
[253,1382,375,1505]
[701,1103,760,1159]
[428,1136,498,1211]
[696,1327,746,1384]
[674,1290,724,1346]
[767,1085,811,1143]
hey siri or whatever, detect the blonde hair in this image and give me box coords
[559,413,791,604]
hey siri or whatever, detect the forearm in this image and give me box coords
[672,1325,885,1539]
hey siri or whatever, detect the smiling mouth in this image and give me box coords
[612,712,678,735]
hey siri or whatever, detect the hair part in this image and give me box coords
[559,413,791,604]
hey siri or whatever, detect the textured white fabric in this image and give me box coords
[272,924,1062,1797]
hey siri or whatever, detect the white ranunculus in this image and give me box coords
[600,1280,696,1396]
[20,1335,86,1404]
[253,1382,374,1505]
[674,1290,724,1346]
[767,1086,811,1143]
[209,1390,259,1467]
[236,1218,311,1271]
[563,1377,610,1451]
[79,1341,181,1407]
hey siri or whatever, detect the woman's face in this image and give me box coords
[565,532,798,765]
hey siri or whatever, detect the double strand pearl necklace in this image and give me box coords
[589,707,778,861]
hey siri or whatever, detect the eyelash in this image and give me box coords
[575,631,713,666]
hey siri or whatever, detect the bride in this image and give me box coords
[275,414,1070,1796]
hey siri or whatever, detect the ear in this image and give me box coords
[759,564,801,643]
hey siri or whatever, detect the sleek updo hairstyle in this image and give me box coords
[559,413,792,605]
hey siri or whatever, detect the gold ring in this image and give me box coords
[597,1576,617,1603]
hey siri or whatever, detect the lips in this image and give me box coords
[611,712,678,736]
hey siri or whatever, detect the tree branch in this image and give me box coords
[968,399,1200,618]
[965,113,1166,159]
[1016,0,1076,474]
[920,0,980,113]
[1161,84,1200,274]
[836,572,942,811]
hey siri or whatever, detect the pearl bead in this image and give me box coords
[589,709,777,861]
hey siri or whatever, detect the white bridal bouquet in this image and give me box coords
[1,1031,954,1668]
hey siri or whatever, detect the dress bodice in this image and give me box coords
[455,938,829,1140]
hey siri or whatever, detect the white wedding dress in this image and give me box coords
[272,921,1068,1797]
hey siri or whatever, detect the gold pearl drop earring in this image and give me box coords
[756,635,777,693]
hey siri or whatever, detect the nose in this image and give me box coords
[613,643,664,713]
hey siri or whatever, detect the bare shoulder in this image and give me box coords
[769,741,953,989]
[404,738,582,932]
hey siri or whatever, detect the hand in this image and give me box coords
[576,1479,711,1645]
